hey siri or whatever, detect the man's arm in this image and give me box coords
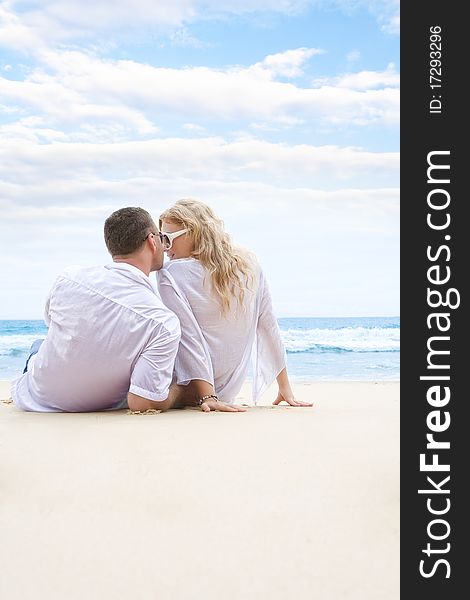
[127,313,181,412]
[127,380,207,412]
[127,391,173,412]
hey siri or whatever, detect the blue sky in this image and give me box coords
[0,0,399,318]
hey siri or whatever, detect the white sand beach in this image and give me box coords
[0,380,399,600]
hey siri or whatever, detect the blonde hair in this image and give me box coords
[160,199,255,313]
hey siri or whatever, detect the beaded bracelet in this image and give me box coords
[197,394,219,406]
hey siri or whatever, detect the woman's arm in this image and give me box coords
[128,381,245,412]
[257,272,312,407]
[272,367,313,407]
[181,379,246,412]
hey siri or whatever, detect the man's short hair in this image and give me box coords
[104,207,157,256]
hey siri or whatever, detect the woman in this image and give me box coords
[156,199,312,408]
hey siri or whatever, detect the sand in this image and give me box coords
[0,380,399,600]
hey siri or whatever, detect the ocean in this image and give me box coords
[0,317,399,382]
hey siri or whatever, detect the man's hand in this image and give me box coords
[200,398,246,412]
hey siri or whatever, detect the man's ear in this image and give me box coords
[145,232,157,251]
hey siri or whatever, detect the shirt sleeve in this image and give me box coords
[44,291,52,327]
[157,269,214,387]
[44,268,77,327]
[129,316,181,402]
[252,269,287,402]
[43,275,62,327]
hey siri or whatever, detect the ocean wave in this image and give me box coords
[281,327,400,354]
[0,334,44,356]
[0,326,400,357]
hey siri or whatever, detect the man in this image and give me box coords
[11,207,241,413]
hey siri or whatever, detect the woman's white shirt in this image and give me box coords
[156,258,286,404]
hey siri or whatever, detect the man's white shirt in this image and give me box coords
[11,263,180,412]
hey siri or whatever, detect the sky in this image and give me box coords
[0,0,399,318]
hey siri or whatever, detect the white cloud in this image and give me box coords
[336,62,399,90]
[0,133,398,241]
[346,50,360,63]
[4,0,194,44]
[383,12,399,35]
[372,0,399,34]
[0,47,399,134]
[201,0,310,15]
[315,62,399,90]
[250,47,324,79]
[169,26,208,48]
[182,123,206,132]
[0,136,399,192]
[1,1,311,47]
[2,0,398,53]
[0,2,46,53]
[318,0,399,36]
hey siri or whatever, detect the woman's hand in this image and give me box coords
[274,368,313,406]
[273,390,313,407]
[201,398,247,412]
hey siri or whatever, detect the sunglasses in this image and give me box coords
[158,229,188,250]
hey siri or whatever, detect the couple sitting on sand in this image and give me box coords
[11,199,312,413]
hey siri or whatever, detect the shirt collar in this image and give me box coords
[105,262,156,292]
